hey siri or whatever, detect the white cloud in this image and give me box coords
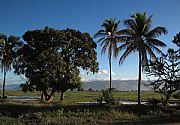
[80,69,147,82]
[101,70,108,75]
[96,69,116,81]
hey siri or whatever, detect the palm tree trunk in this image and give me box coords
[3,65,6,99]
[138,52,141,105]
[109,51,112,92]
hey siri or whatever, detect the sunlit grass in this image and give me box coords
[2,90,163,104]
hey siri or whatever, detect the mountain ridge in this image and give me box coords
[0,80,150,91]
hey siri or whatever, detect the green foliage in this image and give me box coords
[0,102,179,125]
[172,91,180,99]
[147,98,161,106]
[145,48,180,104]
[173,32,180,47]
[101,90,113,104]
[0,34,21,98]
[13,27,98,101]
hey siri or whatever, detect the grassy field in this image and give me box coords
[0,90,180,125]
[2,90,165,104]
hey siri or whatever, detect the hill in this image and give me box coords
[83,80,150,91]
[0,80,150,91]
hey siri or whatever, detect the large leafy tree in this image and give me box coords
[0,34,20,99]
[56,28,98,101]
[117,12,167,104]
[14,27,98,102]
[94,18,121,92]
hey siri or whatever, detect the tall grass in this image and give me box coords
[0,103,179,125]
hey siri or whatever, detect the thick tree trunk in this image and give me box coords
[2,66,6,99]
[42,89,56,102]
[138,52,142,105]
[60,91,64,102]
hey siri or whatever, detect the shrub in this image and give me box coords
[88,88,93,91]
[172,91,180,99]
[147,98,161,106]
[97,90,118,105]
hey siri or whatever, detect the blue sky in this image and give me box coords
[0,0,180,84]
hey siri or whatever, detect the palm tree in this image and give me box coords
[117,12,167,105]
[94,18,121,92]
[0,34,19,99]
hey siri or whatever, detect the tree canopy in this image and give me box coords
[13,27,99,101]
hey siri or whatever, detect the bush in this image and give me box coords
[147,98,161,106]
[172,91,180,99]
[88,88,93,91]
[97,90,118,105]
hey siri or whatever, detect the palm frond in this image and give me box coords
[96,37,105,44]
[145,45,158,61]
[142,15,152,34]
[116,36,128,43]
[146,27,168,38]
[94,30,106,38]
[146,38,167,47]
[147,44,166,57]
[114,47,119,58]
[101,40,110,55]
[141,48,149,66]
[117,42,131,52]
[124,19,138,33]
[119,44,136,65]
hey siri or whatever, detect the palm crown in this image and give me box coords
[94,18,120,58]
[118,12,167,66]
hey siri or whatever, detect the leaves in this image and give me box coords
[118,12,167,66]
[13,27,98,101]
[145,49,180,103]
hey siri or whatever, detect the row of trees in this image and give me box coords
[0,27,99,101]
[95,12,179,105]
[0,12,179,104]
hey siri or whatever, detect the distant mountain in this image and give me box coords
[0,84,21,91]
[83,80,150,91]
[0,80,150,91]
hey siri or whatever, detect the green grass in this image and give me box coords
[113,91,163,101]
[2,90,164,104]
[0,103,180,125]
[0,90,180,124]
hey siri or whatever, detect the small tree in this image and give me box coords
[0,34,21,99]
[145,48,180,105]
